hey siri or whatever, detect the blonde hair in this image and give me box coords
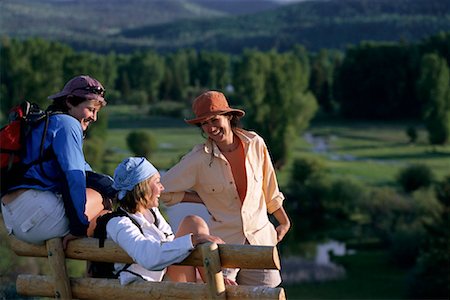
[119,176,155,213]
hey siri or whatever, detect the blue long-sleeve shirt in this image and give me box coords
[12,113,90,236]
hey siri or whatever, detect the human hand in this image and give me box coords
[224,277,238,285]
[275,223,290,243]
[62,233,81,250]
[192,233,225,246]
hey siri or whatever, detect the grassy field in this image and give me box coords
[101,107,449,299]
[1,106,447,299]
[104,106,450,189]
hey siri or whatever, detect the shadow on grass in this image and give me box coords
[283,250,410,300]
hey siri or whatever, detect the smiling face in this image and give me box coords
[67,99,102,131]
[200,114,233,145]
[144,173,165,209]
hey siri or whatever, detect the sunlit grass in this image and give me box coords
[104,114,450,188]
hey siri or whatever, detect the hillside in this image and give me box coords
[1,0,449,53]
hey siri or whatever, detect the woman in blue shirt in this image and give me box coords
[1,75,112,248]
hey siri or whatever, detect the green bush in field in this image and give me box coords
[83,137,105,171]
[126,130,157,159]
[397,164,434,193]
[286,157,365,241]
[407,175,450,299]
[359,187,443,269]
[406,126,418,144]
[289,156,327,185]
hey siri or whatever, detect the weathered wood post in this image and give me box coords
[201,242,226,299]
[46,238,72,299]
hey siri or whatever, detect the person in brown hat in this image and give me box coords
[1,75,113,249]
[160,90,291,287]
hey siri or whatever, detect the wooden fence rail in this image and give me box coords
[1,215,285,299]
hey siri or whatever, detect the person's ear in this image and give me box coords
[65,96,73,109]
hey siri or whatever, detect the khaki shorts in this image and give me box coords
[2,189,69,244]
[223,267,282,287]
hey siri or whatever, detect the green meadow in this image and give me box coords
[104,106,450,188]
[102,106,449,300]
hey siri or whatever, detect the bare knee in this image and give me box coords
[176,215,209,236]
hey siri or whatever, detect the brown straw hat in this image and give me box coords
[185,91,245,125]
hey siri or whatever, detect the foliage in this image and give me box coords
[397,164,434,193]
[234,48,318,169]
[407,175,450,299]
[83,137,106,172]
[417,53,450,145]
[126,130,157,159]
[0,37,72,115]
[2,0,448,54]
[289,156,326,185]
[405,126,418,144]
[149,101,188,118]
[286,156,365,241]
[309,49,343,115]
[334,42,421,120]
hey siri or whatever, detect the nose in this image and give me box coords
[91,111,98,122]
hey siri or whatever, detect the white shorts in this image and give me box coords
[2,189,69,244]
[223,267,282,287]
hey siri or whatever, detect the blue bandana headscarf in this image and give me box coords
[112,157,158,200]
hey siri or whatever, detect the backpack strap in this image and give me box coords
[149,208,160,228]
[94,208,144,248]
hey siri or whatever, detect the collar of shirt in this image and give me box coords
[202,128,252,157]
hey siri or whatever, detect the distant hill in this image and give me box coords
[1,0,449,54]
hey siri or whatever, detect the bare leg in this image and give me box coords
[85,188,110,237]
[166,215,208,282]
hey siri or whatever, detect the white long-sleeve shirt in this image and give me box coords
[106,207,194,285]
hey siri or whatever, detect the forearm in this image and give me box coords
[272,206,291,227]
[181,191,203,203]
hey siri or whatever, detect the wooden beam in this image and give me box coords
[46,238,72,299]
[17,275,286,300]
[201,242,226,299]
[9,236,280,269]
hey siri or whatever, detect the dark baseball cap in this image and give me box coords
[48,75,106,105]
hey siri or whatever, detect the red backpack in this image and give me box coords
[0,101,58,194]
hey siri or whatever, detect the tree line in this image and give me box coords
[1,32,449,168]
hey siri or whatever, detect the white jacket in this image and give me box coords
[106,207,194,285]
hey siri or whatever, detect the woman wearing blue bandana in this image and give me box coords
[107,157,228,285]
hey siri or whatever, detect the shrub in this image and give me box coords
[397,164,434,193]
[406,126,418,144]
[126,130,157,159]
[83,137,105,171]
[388,226,423,268]
[289,156,326,186]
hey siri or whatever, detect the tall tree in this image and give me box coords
[1,38,71,116]
[417,53,450,145]
[334,42,420,119]
[160,50,190,102]
[234,49,317,169]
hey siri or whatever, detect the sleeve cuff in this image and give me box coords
[267,193,284,214]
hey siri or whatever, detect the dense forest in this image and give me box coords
[1,34,449,298]
[1,31,449,167]
[1,0,449,53]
